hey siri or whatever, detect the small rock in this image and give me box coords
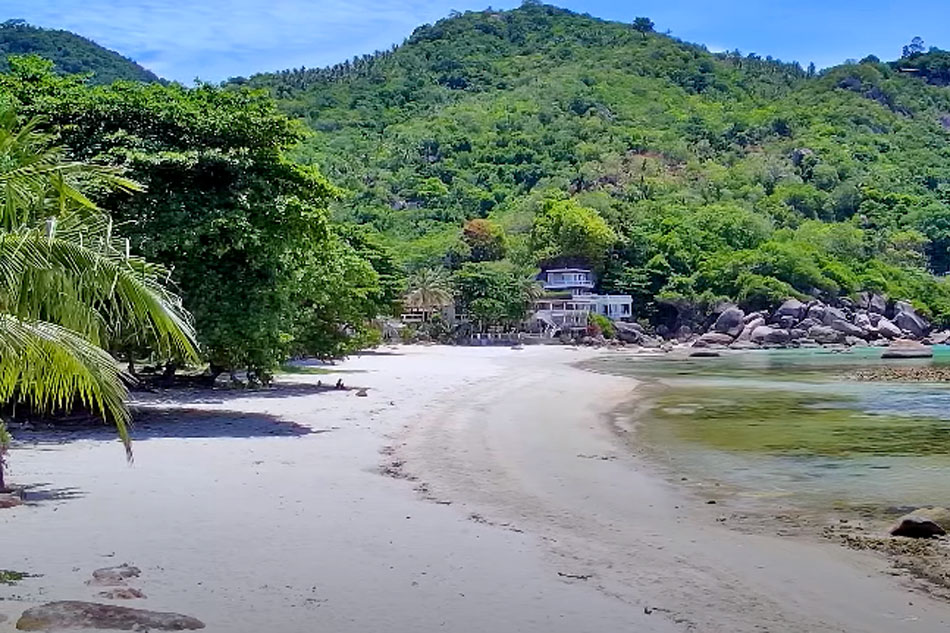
[0,493,22,509]
[99,588,146,600]
[15,601,204,631]
[86,564,141,587]
[355,388,368,397]
[890,517,947,539]
[706,500,717,505]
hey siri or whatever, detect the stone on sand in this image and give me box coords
[15,601,204,631]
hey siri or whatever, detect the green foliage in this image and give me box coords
[530,197,616,267]
[405,267,454,313]
[0,107,197,467]
[461,218,507,262]
[0,22,159,84]
[1,58,384,373]
[588,312,615,338]
[452,262,540,330]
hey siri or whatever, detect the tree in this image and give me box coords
[530,198,617,269]
[632,17,654,38]
[0,108,197,487]
[807,62,816,77]
[405,268,454,320]
[903,36,926,59]
[452,262,540,331]
[2,56,380,377]
[461,219,507,262]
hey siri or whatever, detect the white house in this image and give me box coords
[528,268,633,336]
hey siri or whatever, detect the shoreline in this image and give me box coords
[0,345,948,632]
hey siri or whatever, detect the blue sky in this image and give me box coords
[4,1,947,83]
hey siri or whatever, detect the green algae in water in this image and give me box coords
[649,387,950,458]
[0,570,34,585]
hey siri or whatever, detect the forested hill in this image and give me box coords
[0,20,160,84]
[235,3,950,324]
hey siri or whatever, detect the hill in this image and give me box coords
[233,5,950,324]
[0,19,159,84]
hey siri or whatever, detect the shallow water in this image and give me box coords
[588,347,950,512]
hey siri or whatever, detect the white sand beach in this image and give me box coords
[2,345,950,632]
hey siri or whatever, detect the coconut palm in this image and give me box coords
[0,109,198,488]
[404,267,454,321]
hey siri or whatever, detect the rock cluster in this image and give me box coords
[689,295,946,351]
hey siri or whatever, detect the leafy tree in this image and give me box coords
[2,57,381,376]
[452,262,540,331]
[530,198,617,268]
[461,218,507,262]
[902,36,926,59]
[632,17,655,38]
[0,108,197,487]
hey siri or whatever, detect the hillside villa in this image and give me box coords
[528,268,633,337]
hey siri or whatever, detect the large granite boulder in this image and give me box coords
[858,292,887,315]
[16,602,205,631]
[829,318,867,339]
[808,325,845,345]
[893,302,930,338]
[713,306,745,337]
[743,311,766,324]
[798,317,819,331]
[736,317,765,341]
[614,322,644,344]
[876,317,902,339]
[774,298,805,321]
[806,303,827,323]
[820,306,848,326]
[750,326,790,345]
[881,339,933,359]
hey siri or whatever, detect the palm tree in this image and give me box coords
[404,267,453,321]
[0,109,198,489]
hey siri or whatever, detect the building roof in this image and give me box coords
[543,268,592,274]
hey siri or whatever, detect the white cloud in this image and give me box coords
[4,0,517,82]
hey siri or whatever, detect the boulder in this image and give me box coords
[15,602,205,631]
[821,306,848,326]
[713,307,745,337]
[890,517,947,539]
[743,311,766,324]
[750,326,790,345]
[845,336,868,347]
[640,336,662,349]
[775,315,798,329]
[876,317,902,339]
[736,317,765,341]
[881,339,933,359]
[689,350,721,358]
[789,328,808,341]
[798,318,819,330]
[675,325,693,343]
[808,325,845,345]
[894,304,930,338]
[867,292,887,315]
[694,332,735,347]
[774,298,805,321]
[829,318,867,339]
[931,331,950,345]
[854,312,873,332]
[806,303,827,323]
[614,322,643,344]
[86,565,140,588]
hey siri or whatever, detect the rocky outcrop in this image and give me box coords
[614,322,644,344]
[876,317,902,339]
[829,318,866,339]
[713,306,745,337]
[774,299,805,321]
[808,325,844,345]
[16,602,205,631]
[750,326,789,345]
[694,332,735,347]
[893,302,930,338]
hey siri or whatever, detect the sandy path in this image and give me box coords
[1,345,949,632]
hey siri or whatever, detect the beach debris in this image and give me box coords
[890,517,947,539]
[98,588,146,600]
[706,500,717,505]
[85,564,140,587]
[15,601,205,631]
[557,572,592,581]
[355,388,368,397]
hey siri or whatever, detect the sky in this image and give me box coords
[3,1,948,83]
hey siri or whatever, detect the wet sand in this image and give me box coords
[2,346,950,632]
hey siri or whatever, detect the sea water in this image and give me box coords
[587,347,950,512]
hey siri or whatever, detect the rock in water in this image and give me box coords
[16,601,205,631]
[86,564,140,587]
[890,517,947,539]
[881,339,933,359]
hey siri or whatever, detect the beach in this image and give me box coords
[2,345,950,632]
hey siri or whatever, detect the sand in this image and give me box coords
[1,345,949,632]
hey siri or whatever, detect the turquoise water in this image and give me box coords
[587,347,950,511]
